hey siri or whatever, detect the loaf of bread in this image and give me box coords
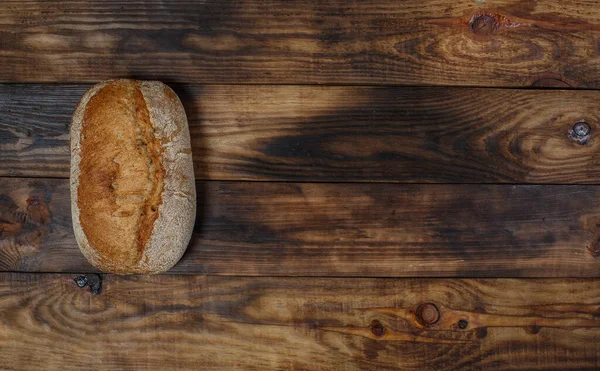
[70,79,196,274]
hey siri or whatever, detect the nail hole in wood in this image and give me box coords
[73,275,88,288]
[73,274,102,295]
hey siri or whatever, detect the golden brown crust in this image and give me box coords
[71,79,195,274]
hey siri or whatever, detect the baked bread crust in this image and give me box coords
[71,79,196,274]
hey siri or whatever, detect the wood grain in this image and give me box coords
[1,177,599,277]
[1,1,600,86]
[3,84,600,183]
[0,274,598,370]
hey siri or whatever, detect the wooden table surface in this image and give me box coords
[1,1,599,370]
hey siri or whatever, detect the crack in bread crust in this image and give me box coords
[77,80,164,269]
[133,83,165,259]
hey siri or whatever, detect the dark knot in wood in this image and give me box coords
[73,274,102,295]
[415,303,440,326]
[370,320,385,337]
[470,15,499,36]
[457,319,469,330]
[573,121,591,137]
[568,120,591,145]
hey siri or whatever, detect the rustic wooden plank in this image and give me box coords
[1,1,600,86]
[3,85,600,183]
[1,177,599,276]
[0,274,598,370]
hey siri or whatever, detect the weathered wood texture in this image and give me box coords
[1,1,600,86]
[2,177,599,276]
[3,84,600,183]
[0,274,598,370]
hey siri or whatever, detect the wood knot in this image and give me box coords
[415,303,440,326]
[579,215,600,257]
[525,325,542,335]
[470,14,499,36]
[370,320,385,337]
[0,191,51,269]
[475,327,488,338]
[568,120,591,145]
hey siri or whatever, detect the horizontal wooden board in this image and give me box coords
[1,1,600,86]
[1,177,599,277]
[3,84,600,183]
[0,274,599,370]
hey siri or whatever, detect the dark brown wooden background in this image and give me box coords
[0,1,599,370]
